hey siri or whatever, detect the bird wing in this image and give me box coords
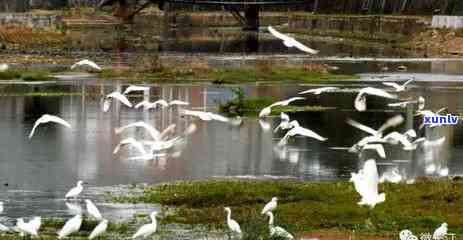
[268,26,290,41]
[154,99,169,108]
[259,106,272,118]
[169,100,189,106]
[159,124,176,140]
[346,119,378,136]
[123,85,149,95]
[134,101,153,109]
[210,113,230,123]
[259,119,271,131]
[29,114,71,139]
[89,220,108,240]
[65,186,82,198]
[377,115,404,134]
[402,78,415,87]
[289,127,327,141]
[290,38,319,54]
[382,82,401,90]
[115,121,161,141]
[383,132,412,148]
[113,138,148,155]
[107,92,132,108]
[361,87,397,99]
[363,144,386,158]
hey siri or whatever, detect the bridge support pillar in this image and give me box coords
[243,5,259,31]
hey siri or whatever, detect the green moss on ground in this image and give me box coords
[111,179,463,239]
[99,65,358,84]
[0,70,56,81]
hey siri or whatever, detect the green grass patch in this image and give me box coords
[99,65,358,84]
[0,69,56,81]
[111,179,463,238]
[218,87,334,117]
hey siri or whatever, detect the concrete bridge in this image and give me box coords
[98,0,308,30]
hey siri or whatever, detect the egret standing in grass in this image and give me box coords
[85,199,102,220]
[433,223,448,240]
[350,159,385,208]
[89,219,108,240]
[65,181,84,199]
[224,207,241,236]
[58,214,82,239]
[28,114,72,139]
[16,218,38,237]
[132,211,158,239]
[261,197,278,215]
[266,212,295,240]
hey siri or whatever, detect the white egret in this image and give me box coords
[268,26,318,54]
[382,132,414,150]
[58,214,82,239]
[379,168,403,183]
[278,120,327,146]
[382,78,414,92]
[103,91,132,112]
[89,219,108,240]
[29,216,41,233]
[0,63,9,72]
[182,110,229,122]
[261,197,278,215]
[274,113,291,133]
[28,114,71,139]
[65,180,84,199]
[363,144,386,159]
[259,97,305,118]
[399,230,414,240]
[388,100,417,108]
[85,199,103,220]
[418,96,425,110]
[259,119,271,131]
[16,218,38,237]
[0,223,8,232]
[350,159,385,208]
[433,223,448,240]
[224,207,241,235]
[123,85,150,95]
[71,59,101,72]
[354,87,397,111]
[168,100,189,106]
[134,100,153,110]
[115,121,161,140]
[65,202,82,215]
[299,87,339,95]
[132,211,158,239]
[266,212,295,240]
[0,201,3,214]
[404,129,417,138]
[113,138,150,156]
[347,115,403,137]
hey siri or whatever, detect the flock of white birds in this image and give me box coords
[0,27,453,239]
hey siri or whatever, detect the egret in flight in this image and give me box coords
[278,120,327,146]
[28,114,71,139]
[259,97,305,118]
[354,87,397,112]
[103,91,133,112]
[71,59,101,72]
[268,26,319,54]
[299,87,339,95]
[123,85,150,95]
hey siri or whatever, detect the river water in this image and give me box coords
[0,24,462,237]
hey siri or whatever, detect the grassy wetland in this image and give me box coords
[109,179,463,239]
